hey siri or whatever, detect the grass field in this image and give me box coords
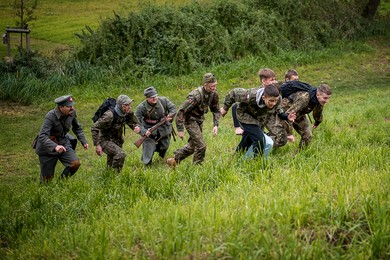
[1,0,389,258]
[0,0,205,56]
[0,35,389,258]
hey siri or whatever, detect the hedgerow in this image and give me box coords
[74,0,373,76]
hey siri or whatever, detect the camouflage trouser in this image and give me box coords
[141,134,170,165]
[174,120,205,164]
[290,115,312,148]
[101,139,126,172]
[265,113,288,148]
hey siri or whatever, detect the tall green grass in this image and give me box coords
[0,36,389,258]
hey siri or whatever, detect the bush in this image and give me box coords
[73,0,378,77]
[0,50,110,104]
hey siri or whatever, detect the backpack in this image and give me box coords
[280,81,314,99]
[92,97,117,122]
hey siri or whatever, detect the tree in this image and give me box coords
[362,0,381,19]
[11,0,38,51]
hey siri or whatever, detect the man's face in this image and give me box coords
[204,81,217,93]
[121,103,131,114]
[317,92,331,106]
[262,77,277,87]
[262,96,278,109]
[59,105,74,116]
[146,96,158,105]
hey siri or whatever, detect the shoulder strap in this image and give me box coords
[157,97,166,115]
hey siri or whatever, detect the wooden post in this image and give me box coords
[26,27,30,53]
[4,26,31,58]
[6,26,11,58]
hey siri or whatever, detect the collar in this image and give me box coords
[55,107,68,119]
[256,88,265,107]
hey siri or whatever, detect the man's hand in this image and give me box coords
[235,127,244,135]
[288,112,296,122]
[212,126,218,136]
[312,125,318,129]
[178,131,185,139]
[165,115,173,122]
[95,145,103,156]
[134,126,141,134]
[220,107,227,117]
[287,135,295,143]
[55,145,66,153]
[83,143,89,150]
[145,129,151,137]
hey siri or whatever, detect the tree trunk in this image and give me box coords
[362,0,381,20]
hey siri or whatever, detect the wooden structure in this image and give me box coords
[2,26,31,58]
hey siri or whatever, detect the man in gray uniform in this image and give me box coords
[91,95,141,173]
[166,72,221,167]
[34,95,89,182]
[135,86,176,165]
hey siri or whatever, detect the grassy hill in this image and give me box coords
[0,0,389,258]
[0,36,389,258]
[0,0,203,56]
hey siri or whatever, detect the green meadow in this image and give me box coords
[0,0,389,259]
[0,0,202,56]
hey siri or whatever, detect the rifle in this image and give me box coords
[134,116,172,148]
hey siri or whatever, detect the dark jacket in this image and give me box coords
[35,107,88,155]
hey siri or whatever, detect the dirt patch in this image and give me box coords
[0,101,40,116]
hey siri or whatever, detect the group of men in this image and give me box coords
[34,69,332,182]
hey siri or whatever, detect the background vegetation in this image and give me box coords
[0,0,389,258]
[0,0,389,105]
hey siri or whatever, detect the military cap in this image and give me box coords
[117,94,133,105]
[203,73,217,84]
[144,86,158,98]
[54,95,75,106]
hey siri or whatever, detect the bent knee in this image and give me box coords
[69,159,81,173]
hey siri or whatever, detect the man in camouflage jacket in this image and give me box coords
[35,95,89,182]
[166,73,221,166]
[91,95,140,173]
[281,83,332,148]
[221,85,295,159]
[135,86,176,165]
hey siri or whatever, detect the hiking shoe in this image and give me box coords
[166,158,177,168]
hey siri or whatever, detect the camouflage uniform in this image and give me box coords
[91,110,139,172]
[135,97,176,165]
[173,86,220,164]
[222,87,285,157]
[282,91,324,148]
[35,107,88,182]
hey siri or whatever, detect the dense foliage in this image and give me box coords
[74,0,381,76]
[0,0,388,104]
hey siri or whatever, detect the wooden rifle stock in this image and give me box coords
[133,118,168,148]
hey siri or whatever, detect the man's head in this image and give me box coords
[284,69,299,81]
[262,84,280,109]
[117,94,133,113]
[203,72,217,93]
[258,68,276,87]
[144,86,158,105]
[55,95,75,116]
[316,84,332,106]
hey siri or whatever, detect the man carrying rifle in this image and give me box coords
[135,87,176,166]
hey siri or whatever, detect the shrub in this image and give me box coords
[73,0,379,77]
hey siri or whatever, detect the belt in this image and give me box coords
[144,119,158,124]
